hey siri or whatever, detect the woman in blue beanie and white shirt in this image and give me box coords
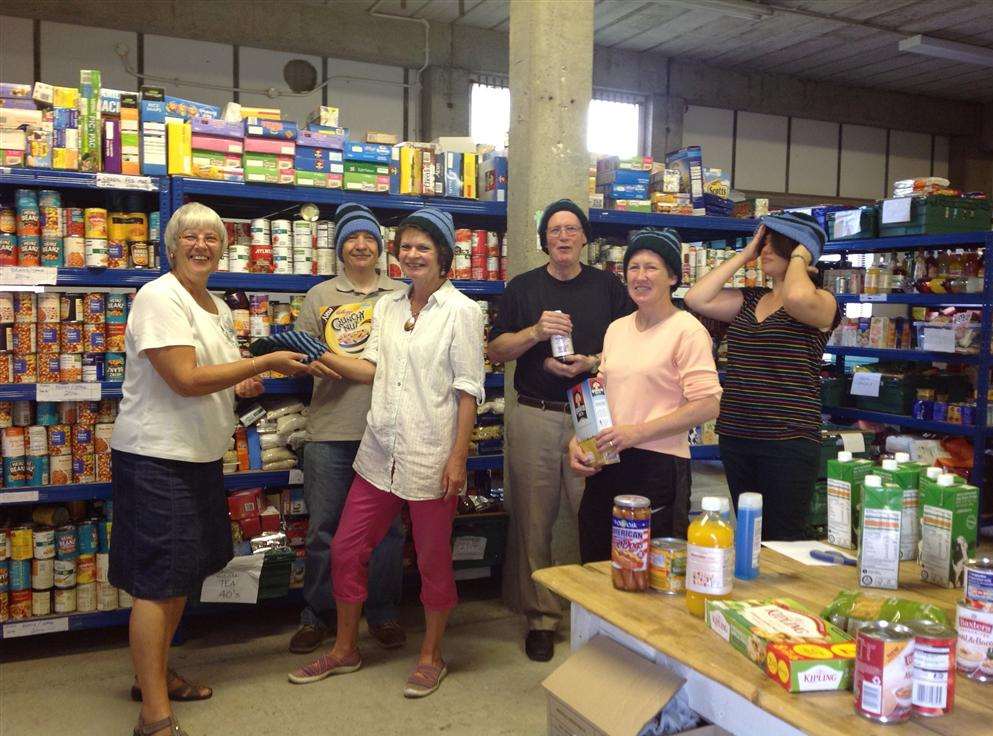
[289,207,484,699]
[684,212,839,540]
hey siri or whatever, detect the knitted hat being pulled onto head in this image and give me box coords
[538,199,591,253]
[623,228,683,287]
[334,202,383,257]
[396,207,456,275]
[759,211,827,263]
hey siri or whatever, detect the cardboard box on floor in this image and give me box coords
[543,635,730,736]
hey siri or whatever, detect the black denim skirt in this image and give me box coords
[108,449,233,599]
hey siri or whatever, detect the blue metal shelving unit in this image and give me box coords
[0,382,122,401]
[589,209,757,242]
[824,231,992,488]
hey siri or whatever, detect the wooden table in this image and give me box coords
[533,549,992,736]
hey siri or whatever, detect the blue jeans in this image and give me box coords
[300,441,403,628]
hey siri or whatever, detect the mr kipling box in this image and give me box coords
[920,473,979,588]
[826,451,873,549]
[876,458,922,561]
[858,475,903,590]
[567,377,619,467]
[705,598,854,693]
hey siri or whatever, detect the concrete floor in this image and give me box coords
[0,465,732,736]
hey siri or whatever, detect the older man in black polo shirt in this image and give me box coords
[488,199,633,661]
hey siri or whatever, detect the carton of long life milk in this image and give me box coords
[567,376,619,467]
[920,472,979,588]
[858,474,902,590]
[826,451,873,549]
[876,456,922,561]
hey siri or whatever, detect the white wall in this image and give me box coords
[683,102,951,199]
[0,15,407,138]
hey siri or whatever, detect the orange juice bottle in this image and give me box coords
[686,496,734,618]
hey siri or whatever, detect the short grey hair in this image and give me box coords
[163,202,227,266]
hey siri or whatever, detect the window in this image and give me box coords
[470,83,642,157]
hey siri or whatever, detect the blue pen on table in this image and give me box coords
[810,549,857,566]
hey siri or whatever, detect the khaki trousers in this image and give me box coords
[502,403,585,631]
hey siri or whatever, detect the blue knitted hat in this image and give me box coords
[334,202,382,257]
[623,228,683,287]
[759,211,826,263]
[396,208,456,274]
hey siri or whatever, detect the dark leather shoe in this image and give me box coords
[289,624,328,654]
[369,620,407,650]
[525,630,554,662]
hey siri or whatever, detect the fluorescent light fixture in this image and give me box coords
[653,0,775,21]
[899,34,993,67]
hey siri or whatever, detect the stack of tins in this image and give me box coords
[222,217,337,276]
[0,291,130,384]
[0,189,158,270]
[0,502,131,622]
[0,399,118,488]
[451,229,506,281]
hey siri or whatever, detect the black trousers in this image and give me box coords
[718,434,820,541]
[577,448,691,564]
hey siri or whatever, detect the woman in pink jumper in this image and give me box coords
[568,228,722,562]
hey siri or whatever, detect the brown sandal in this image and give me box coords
[133,714,188,736]
[130,668,212,702]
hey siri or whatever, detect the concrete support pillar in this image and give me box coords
[507,0,594,278]
[650,94,685,161]
[419,66,472,141]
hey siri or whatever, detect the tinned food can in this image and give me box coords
[964,557,993,611]
[611,495,651,592]
[649,537,686,594]
[853,621,915,724]
[908,620,956,717]
[956,602,993,682]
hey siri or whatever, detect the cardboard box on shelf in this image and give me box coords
[543,635,687,736]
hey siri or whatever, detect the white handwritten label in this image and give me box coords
[840,432,866,454]
[3,617,69,638]
[881,197,912,224]
[288,468,304,485]
[95,173,158,191]
[0,266,58,286]
[200,554,265,604]
[921,327,956,353]
[832,210,862,238]
[0,490,40,504]
[452,535,488,561]
[36,383,102,402]
[850,372,882,398]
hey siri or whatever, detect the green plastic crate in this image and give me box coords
[826,206,878,241]
[806,481,827,540]
[258,548,294,600]
[821,376,844,407]
[878,195,991,237]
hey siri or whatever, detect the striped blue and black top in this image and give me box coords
[716,287,837,443]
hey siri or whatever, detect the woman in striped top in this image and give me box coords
[684,212,839,540]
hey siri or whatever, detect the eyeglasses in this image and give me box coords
[180,233,221,246]
[548,225,581,238]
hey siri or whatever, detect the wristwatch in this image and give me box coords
[589,354,601,374]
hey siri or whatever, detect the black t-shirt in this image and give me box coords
[491,264,634,402]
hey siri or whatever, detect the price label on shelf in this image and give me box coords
[0,490,40,505]
[921,327,956,353]
[3,617,69,638]
[859,294,887,302]
[36,383,102,402]
[850,372,882,398]
[0,266,58,287]
[95,173,158,191]
[288,468,304,485]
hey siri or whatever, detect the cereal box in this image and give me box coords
[567,376,619,467]
[705,598,855,692]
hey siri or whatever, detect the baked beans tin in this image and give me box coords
[0,292,13,322]
[73,454,95,484]
[0,233,16,265]
[64,236,85,267]
[41,236,62,267]
[0,590,9,621]
[49,453,71,484]
[10,589,32,619]
[649,537,686,594]
[105,293,128,323]
[60,323,83,353]
[33,526,55,559]
[84,292,105,323]
[26,455,48,485]
[964,557,993,611]
[0,401,12,428]
[105,322,125,353]
[3,456,27,487]
[98,399,118,422]
[11,400,31,427]
[26,425,47,456]
[13,354,37,383]
[59,353,83,383]
[9,558,30,590]
[853,621,915,724]
[31,557,54,589]
[107,238,129,269]
[53,586,76,613]
[956,603,993,682]
[64,207,84,237]
[36,292,59,323]
[56,525,77,560]
[96,452,112,482]
[76,581,96,611]
[57,401,77,424]
[11,323,35,355]
[47,425,70,456]
[94,423,113,453]
[14,291,36,323]
[84,323,106,352]
[0,352,12,384]
[908,620,956,717]
[77,401,99,425]
[38,323,60,354]
[18,235,40,266]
